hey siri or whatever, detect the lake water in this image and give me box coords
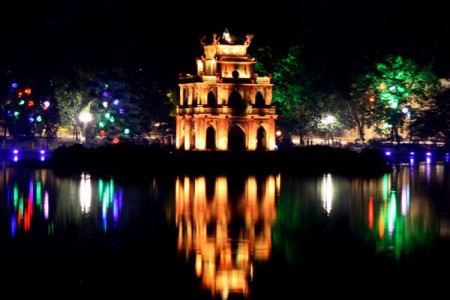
[1,158,450,298]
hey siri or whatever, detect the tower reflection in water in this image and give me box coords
[175,174,280,299]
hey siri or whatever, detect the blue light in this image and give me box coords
[40,149,46,161]
[385,151,391,156]
[425,152,432,164]
[12,148,19,162]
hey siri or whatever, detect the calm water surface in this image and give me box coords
[1,160,450,298]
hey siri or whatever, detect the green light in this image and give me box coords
[36,181,42,207]
[14,184,19,208]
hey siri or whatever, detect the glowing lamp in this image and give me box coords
[42,101,50,110]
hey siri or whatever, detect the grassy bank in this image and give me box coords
[46,144,392,178]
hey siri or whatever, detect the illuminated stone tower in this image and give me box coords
[176,29,278,151]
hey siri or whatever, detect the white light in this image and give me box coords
[79,111,93,123]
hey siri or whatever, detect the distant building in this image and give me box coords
[176,29,278,151]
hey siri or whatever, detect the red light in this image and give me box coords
[99,130,106,137]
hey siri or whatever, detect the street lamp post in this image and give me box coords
[402,106,411,143]
[79,111,93,146]
[322,115,336,145]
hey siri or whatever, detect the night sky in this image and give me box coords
[1,0,450,83]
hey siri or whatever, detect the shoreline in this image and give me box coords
[25,144,395,178]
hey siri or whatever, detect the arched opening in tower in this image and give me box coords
[257,126,267,150]
[228,124,246,150]
[228,90,246,115]
[206,125,217,150]
[255,92,265,108]
[206,91,218,107]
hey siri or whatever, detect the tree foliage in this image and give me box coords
[52,66,175,144]
[362,55,440,143]
[254,45,329,145]
[414,85,450,145]
[1,82,58,139]
[337,55,384,144]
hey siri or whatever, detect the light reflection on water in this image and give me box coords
[1,162,449,297]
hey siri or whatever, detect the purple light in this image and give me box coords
[11,215,17,237]
[42,101,50,110]
[385,151,391,156]
[426,152,432,156]
[102,91,109,97]
[12,148,19,162]
[409,152,415,155]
